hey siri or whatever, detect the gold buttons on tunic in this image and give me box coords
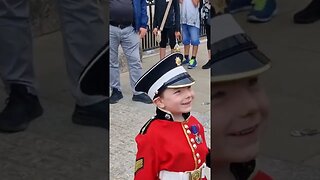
[193,144,197,149]
[198,159,201,164]
[187,130,191,134]
[190,138,195,143]
[184,124,189,129]
[196,153,200,158]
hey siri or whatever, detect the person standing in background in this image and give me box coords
[153,0,181,60]
[109,0,152,104]
[180,0,201,69]
[200,0,214,69]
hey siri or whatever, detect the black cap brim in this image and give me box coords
[166,76,195,88]
[211,49,271,82]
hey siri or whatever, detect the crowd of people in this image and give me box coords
[109,0,320,105]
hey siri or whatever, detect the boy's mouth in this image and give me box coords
[229,124,259,136]
[181,101,192,105]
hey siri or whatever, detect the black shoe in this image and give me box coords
[0,84,43,132]
[294,0,320,24]
[109,88,123,104]
[132,93,152,104]
[202,60,212,69]
[72,99,108,129]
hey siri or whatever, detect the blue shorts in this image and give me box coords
[181,24,200,46]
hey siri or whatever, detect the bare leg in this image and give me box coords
[160,48,166,60]
[184,45,190,58]
[192,45,198,57]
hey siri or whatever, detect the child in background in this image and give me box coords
[153,0,181,60]
[180,0,201,69]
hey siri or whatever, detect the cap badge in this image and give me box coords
[175,57,181,66]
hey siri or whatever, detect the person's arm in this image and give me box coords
[192,0,200,7]
[139,0,149,38]
[173,0,181,40]
[140,0,149,28]
[153,0,159,29]
[134,134,159,180]
[174,0,180,32]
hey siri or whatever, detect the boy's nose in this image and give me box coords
[185,88,194,99]
[237,89,259,118]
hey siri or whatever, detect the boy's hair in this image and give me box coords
[153,90,163,99]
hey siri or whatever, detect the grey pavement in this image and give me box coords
[111,0,320,179]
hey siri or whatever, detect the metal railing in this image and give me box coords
[142,0,207,51]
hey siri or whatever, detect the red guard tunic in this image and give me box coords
[252,170,273,180]
[134,110,209,180]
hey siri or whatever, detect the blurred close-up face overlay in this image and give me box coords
[212,77,270,164]
[209,10,272,169]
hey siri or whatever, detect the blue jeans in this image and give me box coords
[109,25,142,95]
[181,24,200,46]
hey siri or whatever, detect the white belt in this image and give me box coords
[159,164,206,180]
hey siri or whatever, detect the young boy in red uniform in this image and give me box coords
[134,52,211,180]
[210,14,273,180]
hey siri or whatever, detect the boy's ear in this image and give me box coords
[153,97,165,109]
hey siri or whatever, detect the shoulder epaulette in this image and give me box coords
[139,116,156,135]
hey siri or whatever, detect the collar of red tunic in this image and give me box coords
[251,170,273,180]
[154,108,191,121]
[230,160,273,180]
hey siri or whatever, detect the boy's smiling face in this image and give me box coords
[154,86,195,117]
[211,77,270,163]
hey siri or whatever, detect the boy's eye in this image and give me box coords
[248,77,258,87]
[174,90,181,94]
